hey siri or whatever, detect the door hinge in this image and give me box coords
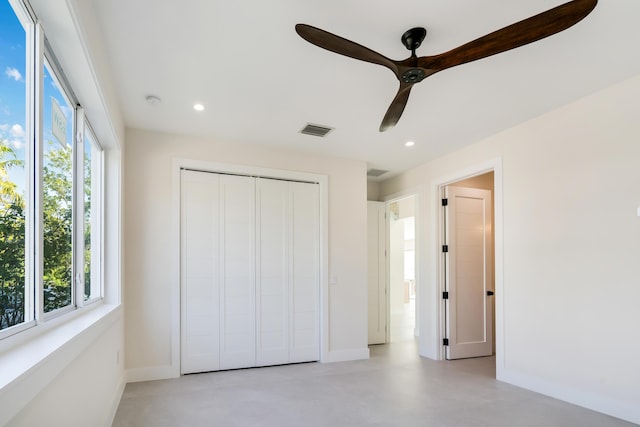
[442,198,448,206]
[442,245,449,253]
[443,338,449,346]
[442,291,449,300]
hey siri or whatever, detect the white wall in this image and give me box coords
[7,315,125,427]
[367,180,380,201]
[379,74,640,424]
[124,129,369,379]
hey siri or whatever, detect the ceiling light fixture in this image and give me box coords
[405,141,415,147]
[193,103,205,111]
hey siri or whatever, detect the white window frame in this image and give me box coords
[0,0,37,340]
[75,113,104,306]
[39,47,77,321]
[0,0,105,339]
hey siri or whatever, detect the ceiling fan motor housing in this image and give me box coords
[401,68,427,84]
[401,27,427,52]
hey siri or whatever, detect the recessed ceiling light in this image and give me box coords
[193,103,205,111]
[405,141,415,147]
[145,95,161,105]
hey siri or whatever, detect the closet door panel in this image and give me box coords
[289,182,320,363]
[181,170,220,374]
[182,171,320,373]
[256,179,289,366]
[219,175,256,370]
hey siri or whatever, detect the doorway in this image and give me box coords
[441,172,495,360]
[388,195,417,342]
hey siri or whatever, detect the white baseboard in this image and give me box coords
[126,365,179,383]
[499,369,640,425]
[322,347,370,363]
[126,349,371,382]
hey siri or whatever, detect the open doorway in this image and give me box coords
[388,195,416,342]
[440,171,495,360]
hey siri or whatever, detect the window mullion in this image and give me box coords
[33,21,45,323]
[22,4,36,326]
[74,107,85,307]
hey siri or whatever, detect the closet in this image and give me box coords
[180,169,320,374]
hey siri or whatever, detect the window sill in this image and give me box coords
[0,303,121,425]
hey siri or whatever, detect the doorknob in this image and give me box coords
[487,291,495,296]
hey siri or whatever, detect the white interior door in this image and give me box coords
[444,186,493,360]
[219,174,256,370]
[367,201,386,345]
[256,179,289,366]
[288,181,320,362]
[181,170,221,374]
[255,179,320,365]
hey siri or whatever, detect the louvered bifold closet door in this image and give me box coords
[181,170,221,374]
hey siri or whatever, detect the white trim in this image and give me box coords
[103,149,122,306]
[428,158,503,369]
[74,106,86,308]
[126,365,179,384]
[34,21,45,324]
[323,348,370,363]
[381,186,420,204]
[170,158,329,380]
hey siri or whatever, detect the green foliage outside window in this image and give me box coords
[0,143,25,329]
[0,138,76,329]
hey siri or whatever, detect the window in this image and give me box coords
[82,124,102,302]
[42,58,75,315]
[0,0,104,338]
[0,0,29,332]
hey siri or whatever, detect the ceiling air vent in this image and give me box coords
[367,168,388,178]
[300,123,333,137]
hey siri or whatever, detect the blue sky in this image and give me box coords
[1,0,74,189]
[0,0,27,155]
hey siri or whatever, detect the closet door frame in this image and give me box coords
[172,158,329,376]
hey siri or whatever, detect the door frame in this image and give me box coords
[171,158,329,377]
[383,190,420,344]
[432,158,503,372]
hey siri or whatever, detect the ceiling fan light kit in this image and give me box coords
[296,0,597,132]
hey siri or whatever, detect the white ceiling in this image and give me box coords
[91,0,640,180]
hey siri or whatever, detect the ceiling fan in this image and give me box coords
[295,0,597,132]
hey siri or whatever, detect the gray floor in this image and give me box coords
[113,340,635,427]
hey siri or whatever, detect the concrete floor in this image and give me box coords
[112,340,634,427]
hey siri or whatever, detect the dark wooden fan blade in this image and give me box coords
[418,0,597,71]
[380,84,413,132]
[296,24,399,75]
